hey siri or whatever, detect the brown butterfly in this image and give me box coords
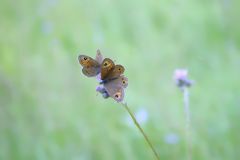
[96,74,128,101]
[99,58,127,102]
[78,49,103,77]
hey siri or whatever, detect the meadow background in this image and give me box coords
[0,0,240,160]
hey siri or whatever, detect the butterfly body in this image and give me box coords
[99,77,118,84]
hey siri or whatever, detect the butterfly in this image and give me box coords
[78,49,103,77]
[79,49,128,102]
[98,58,128,102]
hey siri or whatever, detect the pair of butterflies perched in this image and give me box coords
[78,49,128,102]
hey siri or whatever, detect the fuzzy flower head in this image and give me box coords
[174,69,193,90]
[96,86,110,99]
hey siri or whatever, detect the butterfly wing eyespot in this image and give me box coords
[115,65,125,74]
[102,60,112,68]
[112,89,124,102]
[121,76,128,88]
[78,55,89,66]
[114,92,120,99]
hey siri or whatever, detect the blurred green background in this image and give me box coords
[1,0,240,159]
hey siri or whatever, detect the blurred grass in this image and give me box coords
[0,0,240,159]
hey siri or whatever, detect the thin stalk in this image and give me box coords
[121,103,160,160]
[183,88,192,160]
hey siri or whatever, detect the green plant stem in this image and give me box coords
[121,103,160,160]
[183,88,192,160]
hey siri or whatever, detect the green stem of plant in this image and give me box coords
[183,88,192,160]
[121,103,160,160]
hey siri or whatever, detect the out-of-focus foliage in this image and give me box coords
[0,0,240,159]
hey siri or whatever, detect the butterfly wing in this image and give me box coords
[105,65,125,80]
[108,75,128,88]
[96,49,103,64]
[82,67,100,77]
[103,76,128,102]
[118,75,128,88]
[104,83,124,102]
[78,55,99,68]
[78,55,101,77]
[101,58,115,80]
